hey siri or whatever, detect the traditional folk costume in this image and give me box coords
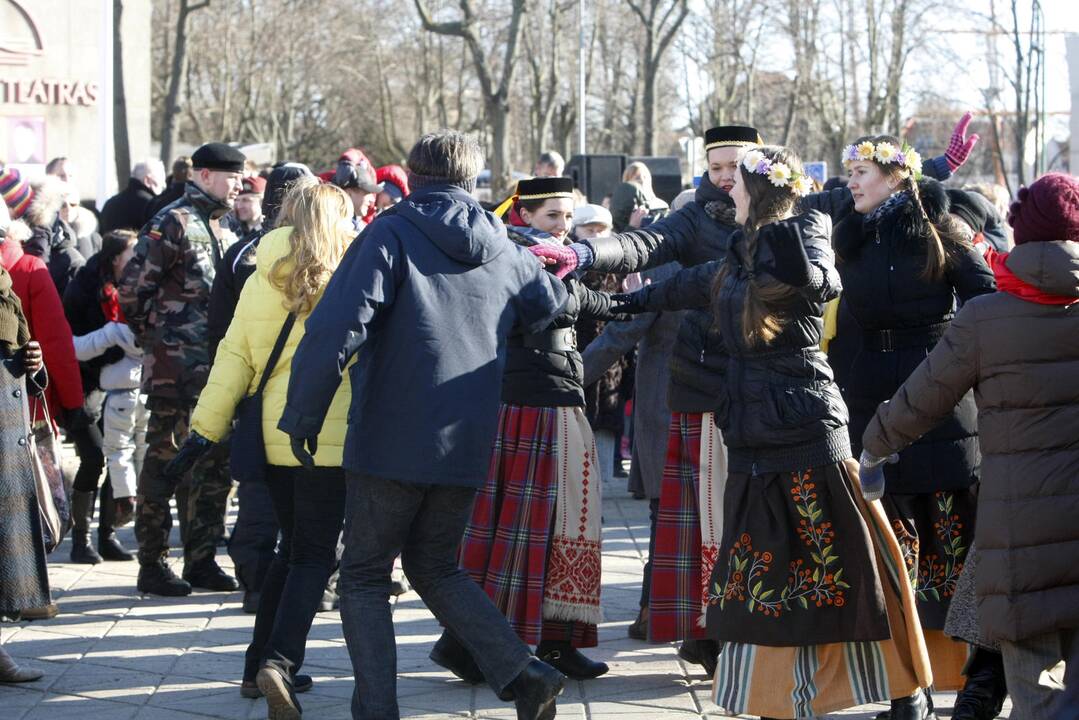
[563,126,756,658]
[455,177,619,678]
[830,173,996,691]
[698,197,931,717]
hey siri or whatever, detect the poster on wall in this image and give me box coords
[7,115,46,164]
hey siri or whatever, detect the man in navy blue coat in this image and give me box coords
[277,131,569,720]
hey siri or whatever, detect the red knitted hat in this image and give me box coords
[1008,172,1079,244]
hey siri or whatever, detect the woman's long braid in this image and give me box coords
[907,177,948,281]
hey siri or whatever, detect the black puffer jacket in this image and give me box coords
[715,212,848,473]
[832,180,996,493]
[503,227,620,408]
[584,176,739,412]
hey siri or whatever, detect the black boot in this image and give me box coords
[430,631,485,684]
[953,648,1007,720]
[69,490,102,564]
[97,482,135,561]
[535,640,609,680]
[256,654,302,720]
[137,558,192,596]
[882,688,937,720]
[678,638,719,677]
[627,607,648,641]
[183,558,239,592]
[507,657,564,720]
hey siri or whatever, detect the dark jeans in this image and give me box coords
[639,497,660,608]
[339,473,533,720]
[243,465,345,681]
[229,476,280,593]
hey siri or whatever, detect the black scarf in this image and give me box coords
[695,174,739,227]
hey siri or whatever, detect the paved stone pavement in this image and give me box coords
[2,455,1010,719]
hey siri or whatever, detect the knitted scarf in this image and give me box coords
[0,262,29,357]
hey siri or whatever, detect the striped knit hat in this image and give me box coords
[0,164,34,220]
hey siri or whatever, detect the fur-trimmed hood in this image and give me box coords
[834,177,949,261]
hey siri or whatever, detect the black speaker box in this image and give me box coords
[566,154,626,205]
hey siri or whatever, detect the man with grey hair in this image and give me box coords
[534,150,565,178]
[274,130,569,720]
[100,159,167,233]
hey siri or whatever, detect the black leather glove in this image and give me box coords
[290,436,318,470]
[609,290,649,315]
[758,222,813,287]
[63,406,94,432]
[6,341,42,378]
[164,431,215,478]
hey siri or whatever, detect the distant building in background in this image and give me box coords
[0,0,151,201]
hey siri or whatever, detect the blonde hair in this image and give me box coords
[269,183,354,315]
[622,161,652,188]
[273,175,320,229]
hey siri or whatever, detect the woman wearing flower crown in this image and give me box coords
[826,134,996,716]
[431,176,621,685]
[604,145,935,718]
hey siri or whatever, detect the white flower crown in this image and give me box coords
[741,149,814,196]
[842,140,923,180]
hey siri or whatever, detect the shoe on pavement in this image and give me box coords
[627,607,648,641]
[183,558,239,592]
[952,649,1007,720]
[257,655,302,720]
[430,632,485,684]
[98,532,135,561]
[508,658,564,720]
[241,673,312,699]
[18,603,59,620]
[880,688,937,720]
[677,638,718,677]
[536,641,608,680]
[138,560,192,596]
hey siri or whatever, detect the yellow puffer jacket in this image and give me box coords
[191,227,350,466]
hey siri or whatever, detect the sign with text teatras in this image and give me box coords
[0,79,100,106]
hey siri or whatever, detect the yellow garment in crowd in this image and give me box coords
[191,227,351,467]
[821,296,840,354]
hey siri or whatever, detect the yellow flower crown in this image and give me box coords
[842,141,923,180]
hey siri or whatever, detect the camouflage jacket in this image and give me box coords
[119,183,231,401]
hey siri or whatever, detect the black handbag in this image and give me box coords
[230,313,297,483]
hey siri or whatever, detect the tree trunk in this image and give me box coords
[641,52,657,155]
[160,0,207,164]
[112,0,131,187]
[488,97,511,199]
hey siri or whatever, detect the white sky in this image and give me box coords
[676,0,1076,138]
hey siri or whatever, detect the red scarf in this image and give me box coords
[101,282,126,322]
[984,246,1078,306]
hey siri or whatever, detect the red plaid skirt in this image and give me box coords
[648,412,707,642]
[459,403,598,647]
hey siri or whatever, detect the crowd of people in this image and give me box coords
[0,114,1075,720]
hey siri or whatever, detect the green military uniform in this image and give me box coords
[119,183,233,568]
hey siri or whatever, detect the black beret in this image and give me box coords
[704,125,763,150]
[191,142,247,173]
[517,176,574,200]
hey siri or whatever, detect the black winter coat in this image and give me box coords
[502,228,620,408]
[643,211,848,473]
[584,177,740,412]
[63,255,124,392]
[207,233,260,362]
[576,271,629,433]
[142,182,185,228]
[100,179,157,233]
[832,180,996,493]
[25,219,84,297]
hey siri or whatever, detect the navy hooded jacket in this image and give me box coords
[278,184,568,487]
